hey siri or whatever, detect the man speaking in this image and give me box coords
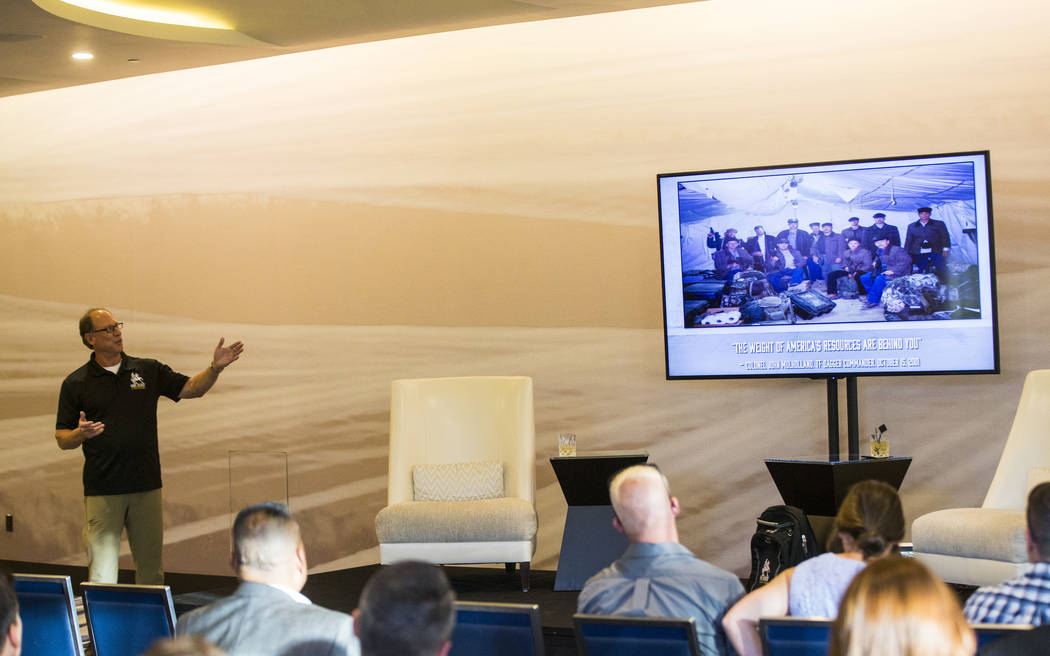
[55,307,244,584]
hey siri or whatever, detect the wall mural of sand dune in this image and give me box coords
[1,291,1047,576]
[2,0,1050,577]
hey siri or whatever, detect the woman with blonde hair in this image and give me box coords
[831,556,975,656]
[723,480,905,656]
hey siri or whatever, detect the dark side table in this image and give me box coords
[550,453,648,591]
[765,456,912,547]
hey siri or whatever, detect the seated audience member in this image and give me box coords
[766,238,807,292]
[713,236,755,282]
[964,481,1050,625]
[826,237,873,298]
[354,561,455,656]
[143,636,226,656]
[577,465,744,656]
[177,502,358,656]
[0,572,21,656]
[830,557,974,656]
[860,236,912,309]
[723,480,904,656]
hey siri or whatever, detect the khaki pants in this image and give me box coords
[83,489,163,585]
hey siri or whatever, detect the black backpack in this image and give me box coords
[746,505,822,591]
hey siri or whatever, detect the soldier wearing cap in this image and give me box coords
[866,212,901,254]
[812,222,846,278]
[904,206,950,276]
[777,218,813,258]
[766,237,807,292]
[841,217,867,251]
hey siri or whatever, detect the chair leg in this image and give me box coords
[519,561,530,592]
[505,562,516,574]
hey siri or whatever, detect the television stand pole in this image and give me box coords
[767,376,909,518]
[826,377,839,461]
[846,376,860,460]
[826,376,861,461]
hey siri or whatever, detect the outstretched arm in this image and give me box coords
[722,568,793,656]
[179,337,245,399]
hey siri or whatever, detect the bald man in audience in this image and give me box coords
[177,502,358,656]
[0,573,21,656]
[577,465,744,656]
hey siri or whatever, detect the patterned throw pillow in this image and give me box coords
[412,460,504,502]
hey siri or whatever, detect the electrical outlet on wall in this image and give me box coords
[4,514,11,532]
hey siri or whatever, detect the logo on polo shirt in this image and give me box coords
[130,372,146,390]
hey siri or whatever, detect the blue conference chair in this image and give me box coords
[973,623,1034,649]
[758,616,832,656]
[449,601,545,656]
[574,614,700,656]
[12,574,85,656]
[81,582,176,656]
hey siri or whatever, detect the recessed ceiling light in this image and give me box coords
[72,51,94,60]
[55,0,231,29]
[33,0,270,46]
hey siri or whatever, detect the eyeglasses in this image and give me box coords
[90,322,123,334]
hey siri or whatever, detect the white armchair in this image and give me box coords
[375,376,538,590]
[912,370,1050,585]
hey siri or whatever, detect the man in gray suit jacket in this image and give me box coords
[177,502,358,656]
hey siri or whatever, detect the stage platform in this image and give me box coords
[2,560,581,655]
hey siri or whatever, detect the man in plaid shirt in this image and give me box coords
[964,482,1050,624]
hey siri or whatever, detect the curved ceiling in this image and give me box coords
[0,0,698,98]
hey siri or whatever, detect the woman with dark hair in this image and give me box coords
[723,480,905,656]
[831,557,974,656]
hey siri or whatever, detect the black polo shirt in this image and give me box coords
[56,353,189,496]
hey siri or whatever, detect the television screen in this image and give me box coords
[658,151,998,379]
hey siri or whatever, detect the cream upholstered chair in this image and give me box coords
[375,376,538,591]
[912,369,1050,586]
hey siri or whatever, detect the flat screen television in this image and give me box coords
[658,151,998,379]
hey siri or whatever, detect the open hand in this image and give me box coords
[78,411,104,440]
[212,338,245,371]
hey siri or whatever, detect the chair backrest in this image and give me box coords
[573,614,699,656]
[12,574,85,656]
[973,623,1033,649]
[449,601,544,656]
[758,616,832,656]
[389,376,535,505]
[81,583,175,656]
[984,369,1050,509]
